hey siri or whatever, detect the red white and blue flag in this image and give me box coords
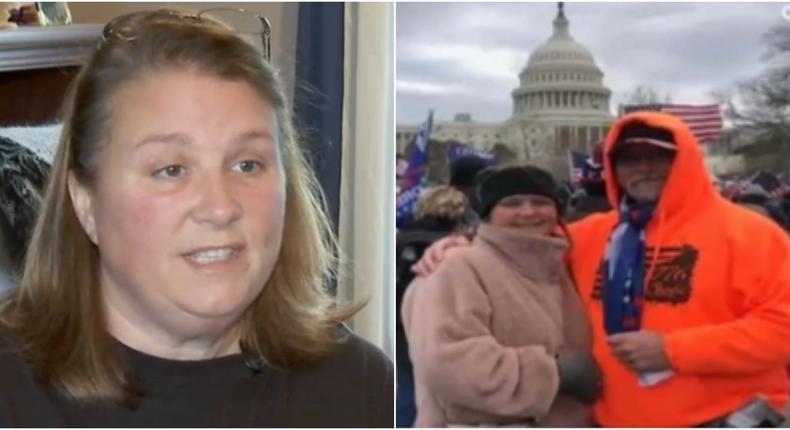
[622,104,723,144]
[396,110,434,228]
[568,150,587,184]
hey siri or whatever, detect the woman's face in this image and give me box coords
[489,194,558,235]
[69,69,286,342]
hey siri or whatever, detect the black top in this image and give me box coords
[0,329,393,427]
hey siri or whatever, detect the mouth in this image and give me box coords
[632,177,663,186]
[512,220,549,228]
[183,244,245,266]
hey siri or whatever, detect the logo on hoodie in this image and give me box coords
[592,245,699,304]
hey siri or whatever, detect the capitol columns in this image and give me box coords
[517,119,531,161]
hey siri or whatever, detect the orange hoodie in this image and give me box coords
[568,112,790,427]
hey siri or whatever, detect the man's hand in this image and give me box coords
[607,331,672,373]
[411,235,472,276]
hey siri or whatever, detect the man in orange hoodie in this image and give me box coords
[567,111,790,426]
[413,111,790,426]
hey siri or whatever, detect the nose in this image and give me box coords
[631,156,655,171]
[192,173,243,228]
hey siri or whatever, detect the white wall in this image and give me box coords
[338,2,394,357]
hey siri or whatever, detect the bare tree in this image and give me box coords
[720,25,790,175]
[624,85,673,105]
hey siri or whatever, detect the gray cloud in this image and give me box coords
[397,2,786,124]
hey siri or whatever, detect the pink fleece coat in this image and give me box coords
[401,223,594,427]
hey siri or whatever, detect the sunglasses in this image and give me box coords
[612,145,676,166]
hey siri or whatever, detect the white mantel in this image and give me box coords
[0,24,102,72]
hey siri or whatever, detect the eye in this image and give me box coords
[232,160,263,174]
[153,165,185,179]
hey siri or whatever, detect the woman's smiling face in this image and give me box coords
[489,194,558,235]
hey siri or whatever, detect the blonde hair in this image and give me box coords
[0,9,357,404]
[414,185,468,222]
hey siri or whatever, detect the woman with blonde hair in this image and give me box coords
[0,9,391,427]
[396,185,470,426]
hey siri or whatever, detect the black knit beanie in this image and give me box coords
[477,165,562,219]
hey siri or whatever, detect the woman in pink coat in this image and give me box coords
[401,164,601,427]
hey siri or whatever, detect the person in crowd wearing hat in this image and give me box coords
[733,183,789,231]
[566,143,611,222]
[448,155,491,220]
[413,112,790,427]
[401,164,601,427]
[396,185,471,427]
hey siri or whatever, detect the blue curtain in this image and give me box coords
[293,3,345,231]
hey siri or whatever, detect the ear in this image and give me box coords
[67,172,98,245]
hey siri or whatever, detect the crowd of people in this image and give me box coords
[561,145,790,233]
[396,111,790,427]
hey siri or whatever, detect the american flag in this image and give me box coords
[622,104,723,144]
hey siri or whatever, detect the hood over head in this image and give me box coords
[602,111,717,222]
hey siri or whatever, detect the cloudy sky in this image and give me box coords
[396,2,787,125]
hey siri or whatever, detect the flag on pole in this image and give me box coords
[568,150,587,184]
[622,104,723,144]
[396,110,434,227]
[447,142,498,165]
[396,185,423,228]
[401,110,433,191]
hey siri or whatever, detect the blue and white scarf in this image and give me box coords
[603,198,656,335]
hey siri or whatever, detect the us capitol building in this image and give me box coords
[396,3,616,178]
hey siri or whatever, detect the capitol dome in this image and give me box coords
[512,3,612,118]
[527,25,595,67]
[396,3,616,180]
